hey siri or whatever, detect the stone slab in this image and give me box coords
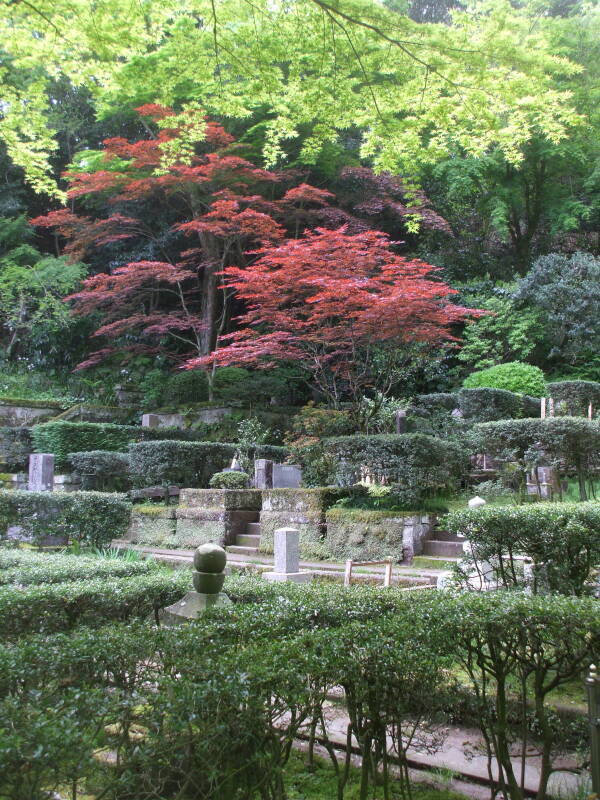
[272,464,302,489]
[28,453,54,492]
[159,590,232,625]
[263,571,311,583]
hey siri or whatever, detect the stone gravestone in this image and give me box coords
[141,413,160,428]
[395,409,407,434]
[272,463,302,489]
[159,543,231,625]
[263,527,311,583]
[254,459,274,490]
[28,453,54,492]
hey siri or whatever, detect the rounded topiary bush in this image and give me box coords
[209,471,249,489]
[463,362,546,397]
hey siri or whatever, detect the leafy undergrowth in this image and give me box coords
[285,750,469,800]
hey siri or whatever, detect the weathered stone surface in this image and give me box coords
[179,488,262,511]
[262,527,311,583]
[194,542,227,573]
[28,454,54,492]
[126,507,177,546]
[53,474,81,493]
[0,402,62,426]
[395,409,407,434]
[324,509,434,563]
[141,412,184,429]
[272,463,302,488]
[175,508,258,548]
[254,459,273,490]
[259,489,329,559]
[159,590,231,625]
[0,472,28,491]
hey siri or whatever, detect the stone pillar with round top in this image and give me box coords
[159,542,231,626]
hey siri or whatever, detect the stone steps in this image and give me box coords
[246,522,261,535]
[423,539,463,558]
[237,533,261,547]
[227,544,261,556]
[431,529,463,542]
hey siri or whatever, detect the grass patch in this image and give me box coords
[285,749,469,800]
[411,556,457,570]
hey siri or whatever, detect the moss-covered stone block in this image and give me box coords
[324,508,434,563]
[259,489,334,560]
[175,508,258,549]
[126,506,177,546]
[179,488,262,511]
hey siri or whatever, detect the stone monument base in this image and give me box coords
[159,590,231,626]
[263,571,312,583]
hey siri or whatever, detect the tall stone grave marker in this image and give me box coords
[254,459,274,489]
[395,409,407,434]
[263,527,311,583]
[28,454,54,492]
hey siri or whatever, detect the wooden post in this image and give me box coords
[541,397,546,419]
[344,559,353,587]
[384,560,393,587]
[589,402,593,421]
[585,664,600,795]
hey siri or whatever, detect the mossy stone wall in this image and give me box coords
[324,508,434,563]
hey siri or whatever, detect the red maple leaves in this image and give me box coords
[187,227,478,405]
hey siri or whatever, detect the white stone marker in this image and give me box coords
[263,527,311,583]
[468,495,486,509]
[28,454,54,492]
[141,413,160,428]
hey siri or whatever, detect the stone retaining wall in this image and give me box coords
[259,489,331,560]
[324,509,434,563]
[174,489,261,549]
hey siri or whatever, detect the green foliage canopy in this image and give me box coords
[0,0,583,195]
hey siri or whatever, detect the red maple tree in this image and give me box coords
[187,227,479,417]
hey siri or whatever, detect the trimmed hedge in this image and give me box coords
[415,393,459,412]
[32,421,203,470]
[474,416,600,499]
[548,380,600,416]
[326,433,469,504]
[0,489,131,547]
[445,502,600,595]
[0,570,190,639]
[463,361,547,397]
[0,426,32,470]
[69,450,130,491]
[129,440,236,488]
[0,587,597,800]
[0,550,157,587]
[209,471,249,489]
[458,388,539,422]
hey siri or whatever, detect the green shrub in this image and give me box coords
[0,550,157,586]
[0,489,131,547]
[548,380,600,416]
[32,421,202,470]
[209,470,249,489]
[445,502,600,595]
[474,416,600,500]
[163,369,209,405]
[326,433,469,504]
[0,570,190,639]
[0,426,32,470]
[414,393,459,412]
[463,361,546,397]
[129,440,236,488]
[69,450,130,491]
[458,387,540,422]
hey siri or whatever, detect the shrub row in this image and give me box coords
[445,502,600,595]
[31,421,205,469]
[474,416,600,499]
[0,489,131,547]
[128,440,287,488]
[414,388,540,423]
[326,433,469,504]
[0,426,32,471]
[69,449,130,491]
[548,379,600,415]
[0,570,190,639]
[0,588,597,800]
[0,550,157,587]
